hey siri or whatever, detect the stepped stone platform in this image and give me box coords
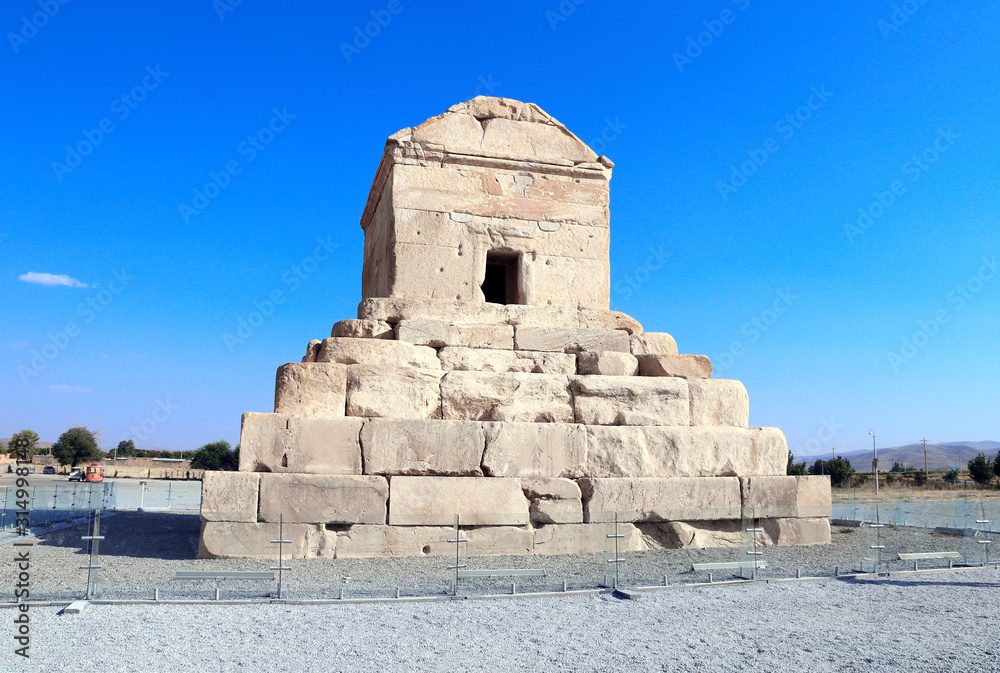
[198,96,831,559]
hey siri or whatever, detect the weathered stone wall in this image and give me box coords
[199,97,830,559]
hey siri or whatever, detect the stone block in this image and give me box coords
[532,522,645,555]
[334,524,533,558]
[438,347,576,374]
[639,520,743,549]
[332,319,394,339]
[334,524,454,558]
[751,427,789,477]
[636,354,712,379]
[571,376,689,426]
[763,517,831,546]
[258,473,388,525]
[288,417,364,474]
[482,422,586,478]
[346,365,444,419]
[388,476,530,526]
[395,318,514,349]
[440,371,573,422]
[584,426,780,479]
[302,339,321,363]
[688,379,749,426]
[357,298,641,334]
[629,332,678,356]
[317,337,440,369]
[795,475,833,518]
[514,326,630,353]
[200,471,260,523]
[238,412,291,472]
[577,351,639,376]
[238,414,363,475]
[274,362,348,415]
[579,477,741,522]
[739,475,799,519]
[520,477,583,524]
[361,418,485,476]
[198,521,327,559]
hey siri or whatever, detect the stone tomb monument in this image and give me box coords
[199,97,831,559]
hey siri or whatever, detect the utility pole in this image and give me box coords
[922,438,927,477]
[869,429,878,495]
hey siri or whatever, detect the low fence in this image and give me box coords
[0,480,202,533]
[0,488,996,604]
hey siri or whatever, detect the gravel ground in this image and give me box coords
[3,570,999,672]
[3,511,996,603]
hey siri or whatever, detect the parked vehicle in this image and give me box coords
[42,466,56,474]
[83,463,104,482]
[68,470,84,481]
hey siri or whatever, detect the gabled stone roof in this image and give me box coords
[388,96,609,168]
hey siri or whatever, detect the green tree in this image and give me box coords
[8,430,40,459]
[786,452,808,476]
[967,453,995,485]
[912,470,927,487]
[190,440,239,471]
[115,439,136,458]
[51,426,102,467]
[811,456,854,487]
[943,469,959,485]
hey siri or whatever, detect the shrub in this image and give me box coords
[968,453,995,485]
[786,452,807,476]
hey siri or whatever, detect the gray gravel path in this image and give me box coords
[4,570,999,673]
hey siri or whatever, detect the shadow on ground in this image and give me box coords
[35,511,201,560]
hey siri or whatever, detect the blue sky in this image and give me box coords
[2,0,997,458]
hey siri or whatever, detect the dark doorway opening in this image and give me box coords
[481,253,520,304]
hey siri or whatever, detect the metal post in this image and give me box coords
[606,512,624,588]
[139,480,147,509]
[447,514,468,596]
[167,482,173,511]
[869,429,878,495]
[270,514,292,599]
[80,509,105,599]
[870,504,886,574]
[922,438,928,480]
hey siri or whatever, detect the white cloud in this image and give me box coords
[125,352,147,359]
[10,341,29,348]
[48,385,94,394]
[18,272,88,288]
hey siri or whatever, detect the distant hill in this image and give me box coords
[800,440,1000,471]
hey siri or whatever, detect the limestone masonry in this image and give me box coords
[199,96,831,559]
